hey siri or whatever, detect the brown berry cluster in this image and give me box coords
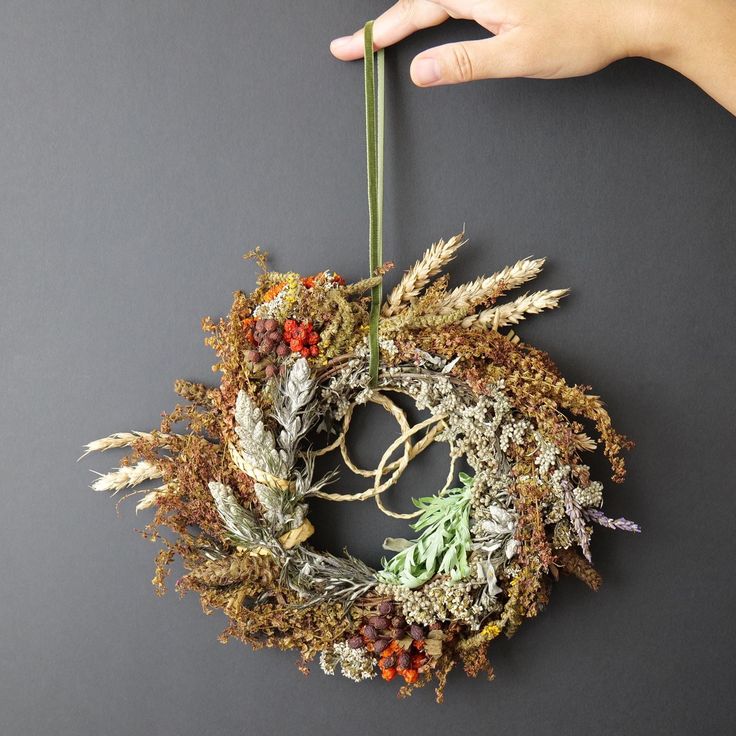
[347,600,435,684]
[243,318,291,378]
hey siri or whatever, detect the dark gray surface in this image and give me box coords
[1,2,735,734]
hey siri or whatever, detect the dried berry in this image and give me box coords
[347,635,364,649]
[409,624,425,640]
[381,654,397,669]
[397,651,411,671]
[378,600,394,616]
[373,638,390,654]
[361,625,377,642]
[368,616,388,630]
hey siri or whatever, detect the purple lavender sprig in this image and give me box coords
[563,483,592,562]
[584,508,641,534]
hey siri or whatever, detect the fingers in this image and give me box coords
[330,1,449,60]
[423,0,483,20]
[424,0,503,24]
[410,33,529,85]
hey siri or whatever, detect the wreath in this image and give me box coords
[83,231,639,701]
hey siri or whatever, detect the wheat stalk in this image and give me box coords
[382,232,466,317]
[79,431,179,460]
[135,485,169,513]
[462,289,569,329]
[90,460,163,492]
[438,257,546,314]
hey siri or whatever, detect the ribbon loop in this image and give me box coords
[363,20,384,386]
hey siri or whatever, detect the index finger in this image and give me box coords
[330,1,449,60]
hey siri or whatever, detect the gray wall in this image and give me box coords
[1,2,735,734]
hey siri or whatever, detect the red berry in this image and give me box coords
[300,348,310,358]
[309,345,319,357]
[307,332,319,345]
[289,339,302,352]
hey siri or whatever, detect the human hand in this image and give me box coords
[330,0,661,86]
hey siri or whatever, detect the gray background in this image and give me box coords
[1,1,735,734]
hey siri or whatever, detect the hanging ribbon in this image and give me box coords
[363,20,384,387]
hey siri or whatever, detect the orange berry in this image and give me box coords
[381,668,397,682]
[289,339,302,352]
[300,348,310,358]
[402,669,418,684]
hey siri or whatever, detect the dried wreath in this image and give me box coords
[82,22,639,701]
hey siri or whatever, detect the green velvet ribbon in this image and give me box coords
[363,20,384,387]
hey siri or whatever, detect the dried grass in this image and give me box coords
[462,289,569,329]
[382,232,466,317]
[438,257,546,314]
[79,431,177,460]
[90,460,163,493]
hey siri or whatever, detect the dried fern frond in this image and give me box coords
[90,460,163,493]
[463,289,569,329]
[438,257,546,314]
[382,232,466,317]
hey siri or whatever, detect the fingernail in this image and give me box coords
[413,58,441,85]
[330,36,353,50]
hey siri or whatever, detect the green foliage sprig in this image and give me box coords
[378,473,474,589]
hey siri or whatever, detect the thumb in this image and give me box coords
[410,34,528,86]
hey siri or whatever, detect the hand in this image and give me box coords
[330,0,657,86]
